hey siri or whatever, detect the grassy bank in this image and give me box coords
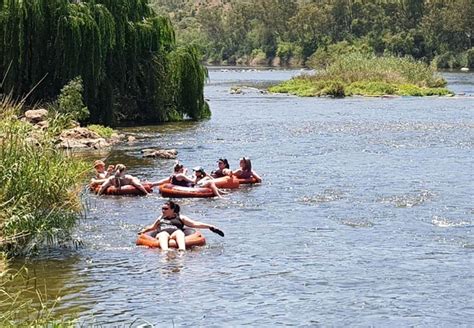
[0,97,89,257]
[269,54,453,97]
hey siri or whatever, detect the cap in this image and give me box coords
[94,160,105,168]
[192,166,204,172]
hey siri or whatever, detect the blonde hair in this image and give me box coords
[115,164,126,173]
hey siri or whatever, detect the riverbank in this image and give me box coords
[269,54,453,97]
[0,98,91,257]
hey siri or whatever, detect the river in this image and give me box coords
[7,68,474,326]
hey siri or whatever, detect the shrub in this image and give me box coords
[465,48,474,68]
[433,52,463,69]
[276,41,303,65]
[0,97,89,256]
[318,81,345,98]
[57,77,89,122]
[87,124,115,138]
[307,40,374,69]
[347,81,396,96]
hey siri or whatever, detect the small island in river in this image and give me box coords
[269,54,453,98]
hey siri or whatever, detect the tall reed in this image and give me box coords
[0,96,89,256]
[317,53,446,88]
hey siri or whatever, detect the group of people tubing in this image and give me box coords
[90,158,262,251]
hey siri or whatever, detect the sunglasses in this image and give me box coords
[161,207,170,211]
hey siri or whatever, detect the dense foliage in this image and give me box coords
[151,0,474,68]
[0,0,209,126]
[0,96,90,256]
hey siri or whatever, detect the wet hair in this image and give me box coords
[173,163,184,173]
[165,200,180,214]
[218,158,230,169]
[115,164,126,173]
[193,166,206,175]
[240,157,252,171]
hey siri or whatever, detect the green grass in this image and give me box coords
[87,124,116,138]
[0,96,89,256]
[269,54,452,97]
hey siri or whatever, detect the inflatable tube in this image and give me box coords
[94,183,153,195]
[159,183,214,198]
[213,176,240,189]
[136,229,206,248]
[236,176,259,184]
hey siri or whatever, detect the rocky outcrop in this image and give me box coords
[141,148,178,159]
[24,108,48,124]
[56,127,111,149]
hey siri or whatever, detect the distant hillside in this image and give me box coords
[151,0,474,68]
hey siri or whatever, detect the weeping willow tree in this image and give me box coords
[0,0,209,125]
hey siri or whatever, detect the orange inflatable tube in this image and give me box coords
[159,183,214,198]
[236,176,259,184]
[136,230,206,248]
[94,183,153,195]
[213,176,240,189]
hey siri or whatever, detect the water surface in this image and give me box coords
[7,68,474,326]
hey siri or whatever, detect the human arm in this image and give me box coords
[181,215,224,236]
[97,177,113,195]
[251,170,262,183]
[138,216,162,234]
[176,173,195,184]
[181,215,217,230]
[232,168,242,178]
[105,165,115,178]
[150,176,171,187]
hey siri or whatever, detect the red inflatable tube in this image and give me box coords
[236,176,260,184]
[159,183,214,198]
[94,183,153,195]
[213,176,240,189]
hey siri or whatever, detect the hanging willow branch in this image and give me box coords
[0,0,209,125]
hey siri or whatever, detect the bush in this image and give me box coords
[465,48,474,68]
[433,52,463,69]
[307,40,374,69]
[0,97,89,256]
[276,41,303,65]
[57,77,89,122]
[347,81,396,96]
[87,124,115,138]
[318,81,345,98]
[250,49,268,66]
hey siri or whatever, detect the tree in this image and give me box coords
[0,0,209,126]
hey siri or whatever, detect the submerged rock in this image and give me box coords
[141,148,178,159]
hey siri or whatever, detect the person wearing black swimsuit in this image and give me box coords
[138,201,223,251]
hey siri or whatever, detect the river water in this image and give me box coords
[7,69,474,326]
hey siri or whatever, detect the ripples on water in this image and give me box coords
[4,69,474,326]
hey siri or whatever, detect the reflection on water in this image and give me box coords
[2,69,473,326]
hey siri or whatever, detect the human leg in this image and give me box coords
[132,177,149,195]
[156,231,171,250]
[170,230,186,251]
[202,181,223,198]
